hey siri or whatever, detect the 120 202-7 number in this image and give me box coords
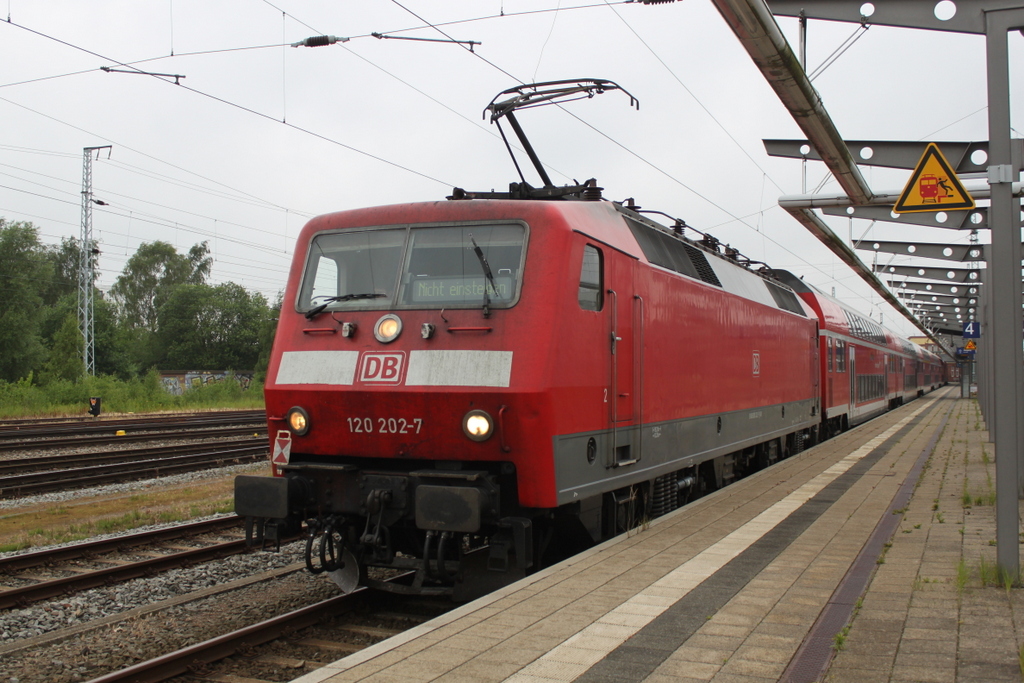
[346,417,423,434]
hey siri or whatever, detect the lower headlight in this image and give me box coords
[462,410,493,441]
[287,406,310,435]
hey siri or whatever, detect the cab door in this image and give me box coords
[606,252,637,465]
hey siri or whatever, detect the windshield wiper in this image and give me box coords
[469,234,499,319]
[305,292,386,320]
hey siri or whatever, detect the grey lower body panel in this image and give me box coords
[553,398,818,506]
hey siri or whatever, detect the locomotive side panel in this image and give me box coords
[552,221,820,505]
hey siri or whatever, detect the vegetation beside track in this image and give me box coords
[0,371,264,419]
[0,465,270,553]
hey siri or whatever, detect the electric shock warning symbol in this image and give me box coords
[894,143,975,213]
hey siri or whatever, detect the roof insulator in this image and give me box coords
[291,35,350,48]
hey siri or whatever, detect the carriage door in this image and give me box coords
[607,253,637,465]
[849,345,857,407]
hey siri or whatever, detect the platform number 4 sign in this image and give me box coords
[962,321,980,339]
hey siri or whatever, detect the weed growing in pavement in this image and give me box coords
[956,559,969,594]
[832,625,850,651]
[979,555,999,586]
[1000,567,1020,592]
[936,512,945,524]
[877,541,893,565]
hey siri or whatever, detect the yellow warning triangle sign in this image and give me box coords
[893,143,975,213]
[964,339,977,351]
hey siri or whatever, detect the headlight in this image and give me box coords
[463,410,493,441]
[374,314,402,343]
[287,406,310,435]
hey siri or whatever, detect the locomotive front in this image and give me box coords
[235,201,567,597]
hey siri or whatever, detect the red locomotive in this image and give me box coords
[234,81,943,597]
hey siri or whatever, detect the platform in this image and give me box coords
[294,388,1023,683]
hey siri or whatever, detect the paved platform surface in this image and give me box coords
[294,388,1024,683]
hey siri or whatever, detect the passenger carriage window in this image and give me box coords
[827,337,833,372]
[578,245,603,311]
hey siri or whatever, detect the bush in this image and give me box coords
[0,370,263,418]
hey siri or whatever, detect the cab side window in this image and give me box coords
[578,245,603,311]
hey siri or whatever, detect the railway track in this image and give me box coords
[0,438,267,475]
[0,410,265,438]
[0,440,268,498]
[84,574,450,683]
[0,517,255,609]
[0,425,268,453]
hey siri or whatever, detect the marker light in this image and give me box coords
[463,410,493,441]
[374,314,402,343]
[287,407,310,435]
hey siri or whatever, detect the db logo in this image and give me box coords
[359,352,405,384]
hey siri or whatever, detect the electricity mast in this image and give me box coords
[79,145,110,376]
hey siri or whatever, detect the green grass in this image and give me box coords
[956,559,969,594]
[0,541,31,553]
[0,371,263,419]
[979,555,999,586]
[833,625,850,651]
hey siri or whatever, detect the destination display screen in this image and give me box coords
[409,276,513,303]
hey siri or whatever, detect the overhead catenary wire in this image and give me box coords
[2,19,457,190]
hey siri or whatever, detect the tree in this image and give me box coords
[40,292,133,380]
[40,314,84,383]
[110,241,212,331]
[254,291,282,381]
[42,236,97,307]
[0,219,52,381]
[156,282,271,370]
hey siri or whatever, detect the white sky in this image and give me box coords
[1,1,1019,338]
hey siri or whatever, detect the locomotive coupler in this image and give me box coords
[360,489,395,562]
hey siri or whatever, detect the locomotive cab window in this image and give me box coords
[400,224,525,307]
[578,245,603,311]
[298,229,405,312]
[296,223,526,312]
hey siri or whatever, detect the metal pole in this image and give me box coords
[79,149,95,377]
[985,9,1022,579]
[78,145,111,377]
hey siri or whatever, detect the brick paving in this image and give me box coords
[294,390,1023,683]
[827,396,1024,683]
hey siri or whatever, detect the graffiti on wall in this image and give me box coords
[160,371,255,396]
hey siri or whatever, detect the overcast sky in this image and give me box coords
[1,1,1019,338]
